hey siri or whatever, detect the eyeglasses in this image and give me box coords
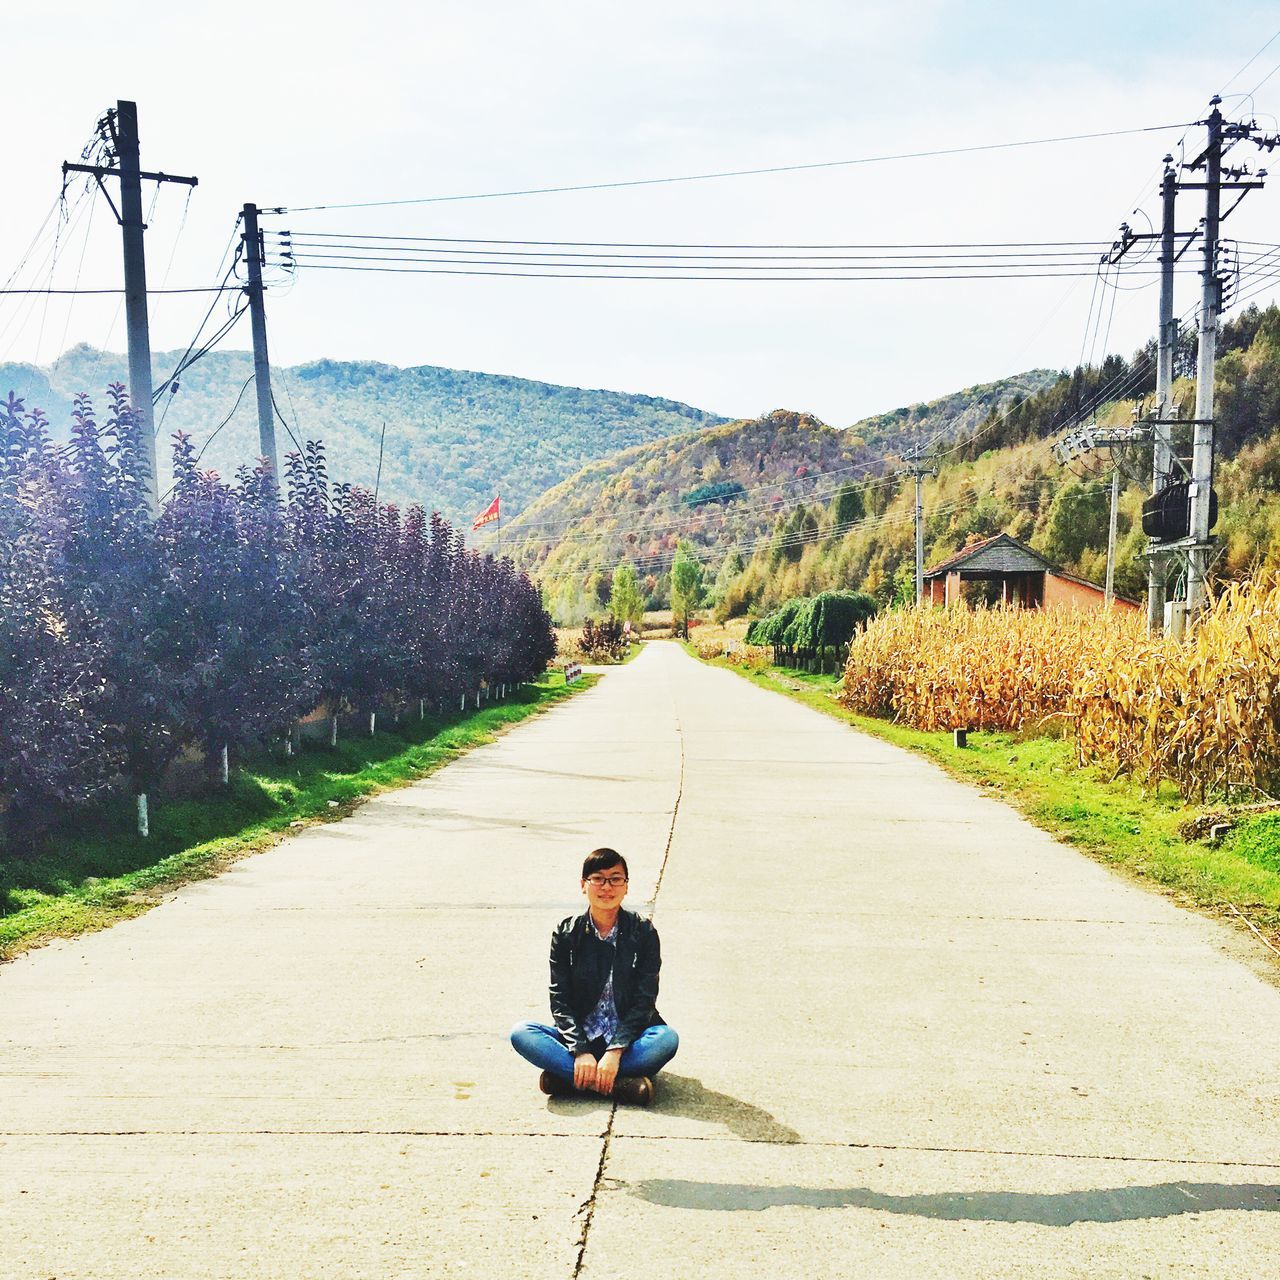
[585,875,628,888]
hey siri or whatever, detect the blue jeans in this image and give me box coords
[510,1021,679,1083]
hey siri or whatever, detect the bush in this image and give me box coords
[578,617,630,663]
[748,590,878,670]
[0,386,556,851]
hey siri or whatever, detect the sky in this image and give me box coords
[4,1,1280,428]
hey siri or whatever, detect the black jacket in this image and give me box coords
[548,907,664,1053]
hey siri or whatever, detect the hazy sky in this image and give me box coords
[4,2,1280,426]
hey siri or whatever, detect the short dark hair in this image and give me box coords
[582,847,628,880]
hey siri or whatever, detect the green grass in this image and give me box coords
[693,649,1280,943]
[0,672,595,961]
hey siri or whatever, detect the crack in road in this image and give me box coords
[573,698,686,1279]
[3,1128,1278,1171]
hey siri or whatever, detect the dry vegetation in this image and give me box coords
[839,605,1143,734]
[840,582,1280,803]
[1073,576,1280,799]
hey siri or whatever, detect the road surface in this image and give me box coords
[2,642,1279,1277]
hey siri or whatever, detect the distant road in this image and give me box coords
[2,643,1278,1278]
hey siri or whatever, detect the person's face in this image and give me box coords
[582,864,629,912]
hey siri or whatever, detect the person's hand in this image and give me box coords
[573,1052,598,1091]
[594,1048,622,1094]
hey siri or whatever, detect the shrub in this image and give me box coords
[0,388,555,852]
[578,616,630,663]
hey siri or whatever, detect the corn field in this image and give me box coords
[1072,576,1280,799]
[839,580,1280,800]
[839,604,1144,733]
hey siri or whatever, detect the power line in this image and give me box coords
[280,260,1209,284]
[158,373,257,502]
[512,469,906,547]
[276,231,1116,254]
[281,247,1154,270]
[0,284,244,296]
[272,121,1193,214]
[1220,24,1280,96]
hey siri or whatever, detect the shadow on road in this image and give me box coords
[545,1073,801,1145]
[629,1178,1280,1224]
[651,1073,802,1144]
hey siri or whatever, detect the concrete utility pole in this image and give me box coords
[1147,157,1178,632]
[63,101,198,516]
[241,203,279,478]
[907,451,934,606]
[1104,465,1120,608]
[1186,100,1223,616]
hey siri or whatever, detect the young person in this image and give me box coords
[510,847,678,1106]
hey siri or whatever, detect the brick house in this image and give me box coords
[923,532,1140,611]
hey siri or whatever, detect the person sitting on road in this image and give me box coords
[510,847,678,1107]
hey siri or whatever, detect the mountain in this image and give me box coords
[851,370,1060,455]
[699,306,1280,619]
[0,346,726,522]
[507,371,1059,620]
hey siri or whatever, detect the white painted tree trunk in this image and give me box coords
[369,711,376,736]
[137,793,149,838]
[220,744,229,785]
[330,715,338,747]
[419,698,425,720]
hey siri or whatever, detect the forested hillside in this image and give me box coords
[719,303,1280,616]
[853,370,1058,455]
[0,346,724,522]
[505,371,1064,621]
[516,308,1280,622]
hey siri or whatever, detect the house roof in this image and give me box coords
[924,531,1141,607]
[923,532,1052,579]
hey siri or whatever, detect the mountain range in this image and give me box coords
[0,345,726,523]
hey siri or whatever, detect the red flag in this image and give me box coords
[472,495,500,530]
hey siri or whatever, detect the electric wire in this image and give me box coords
[1220,25,1280,96]
[277,260,1211,284]
[269,387,306,456]
[157,372,257,501]
[551,482,1060,580]
[51,178,100,370]
[273,121,1193,214]
[511,469,907,547]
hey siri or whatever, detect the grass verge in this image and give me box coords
[0,672,595,962]
[691,649,1280,953]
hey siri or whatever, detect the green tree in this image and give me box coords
[608,562,644,625]
[670,540,705,638]
[769,504,818,564]
[832,482,865,529]
[710,548,745,606]
[1040,480,1109,567]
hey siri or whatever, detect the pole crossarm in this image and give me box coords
[61,161,198,229]
[1052,424,1153,463]
[61,161,199,186]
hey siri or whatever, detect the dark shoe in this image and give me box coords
[611,1075,655,1107]
[539,1070,578,1098]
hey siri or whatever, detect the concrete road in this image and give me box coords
[2,642,1279,1278]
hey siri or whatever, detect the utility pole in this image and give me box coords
[907,450,934,606]
[1104,464,1120,608]
[241,203,279,478]
[63,101,197,515]
[1186,99,1223,616]
[1147,156,1178,632]
[1176,98,1274,617]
